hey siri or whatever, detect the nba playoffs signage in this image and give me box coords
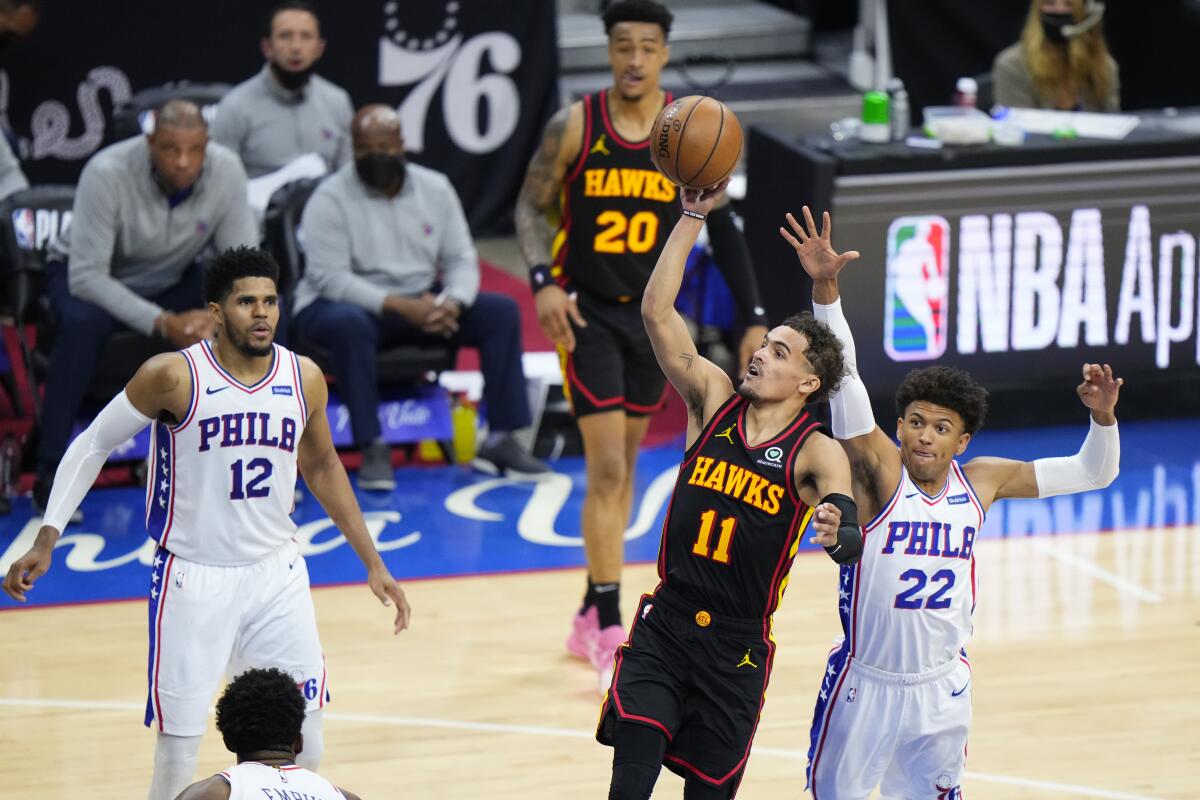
[1,0,556,233]
[883,207,1198,369]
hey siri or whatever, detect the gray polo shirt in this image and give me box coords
[48,136,258,336]
[293,161,479,317]
[0,134,28,201]
[211,64,354,178]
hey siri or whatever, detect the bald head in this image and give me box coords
[156,99,207,132]
[352,103,404,158]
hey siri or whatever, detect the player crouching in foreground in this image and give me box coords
[596,185,862,799]
[175,667,362,800]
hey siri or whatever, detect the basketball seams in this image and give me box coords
[682,97,725,187]
[672,97,704,187]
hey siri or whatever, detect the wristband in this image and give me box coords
[681,209,706,221]
[529,264,554,293]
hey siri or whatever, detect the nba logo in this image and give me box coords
[11,209,34,250]
[884,216,950,361]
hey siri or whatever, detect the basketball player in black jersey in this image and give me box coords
[595,188,864,799]
[515,0,771,688]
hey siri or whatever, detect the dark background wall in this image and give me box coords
[0,0,558,234]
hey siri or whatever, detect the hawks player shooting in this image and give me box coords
[596,187,862,800]
[514,0,770,690]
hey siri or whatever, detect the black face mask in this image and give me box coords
[1040,12,1074,43]
[355,153,407,193]
[269,60,315,91]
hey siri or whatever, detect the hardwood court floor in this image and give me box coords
[1,526,1197,799]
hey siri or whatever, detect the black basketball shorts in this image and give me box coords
[560,292,667,418]
[596,590,776,793]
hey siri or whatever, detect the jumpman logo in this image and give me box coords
[736,649,758,669]
[589,134,611,156]
[715,424,736,444]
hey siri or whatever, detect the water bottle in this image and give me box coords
[887,78,910,141]
[450,394,477,465]
[954,77,978,109]
[0,433,21,498]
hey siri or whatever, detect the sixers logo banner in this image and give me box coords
[885,216,950,362]
[4,1,557,236]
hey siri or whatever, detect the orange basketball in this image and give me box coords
[649,95,743,190]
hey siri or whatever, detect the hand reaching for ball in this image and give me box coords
[680,178,730,218]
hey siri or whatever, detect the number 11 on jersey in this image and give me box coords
[692,509,738,564]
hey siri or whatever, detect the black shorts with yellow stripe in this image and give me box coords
[596,588,776,793]
[560,291,666,418]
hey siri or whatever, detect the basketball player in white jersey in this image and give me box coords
[778,208,1123,799]
[175,667,361,800]
[3,247,410,800]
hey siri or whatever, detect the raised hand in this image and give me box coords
[778,206,860,281]
[1077,363,1123,421]
[680,178,731,218]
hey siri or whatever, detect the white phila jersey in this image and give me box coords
[219,762,346,799]
[146,340,309,566]
[838,460,984,674]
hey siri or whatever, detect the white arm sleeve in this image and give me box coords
[43,391,152,531]
[1033,418,1120,498]
[812,297,876,439]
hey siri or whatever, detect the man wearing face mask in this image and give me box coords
[0,0,41,201]
[992,0,1120,112]
[291,105,550,489]
[211,0,353,178]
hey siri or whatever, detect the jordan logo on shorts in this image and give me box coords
[736,649,758,669]
[715,424,736,444]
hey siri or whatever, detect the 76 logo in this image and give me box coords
[378,11,522,155]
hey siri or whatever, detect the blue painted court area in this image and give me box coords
[1,419,1198,608]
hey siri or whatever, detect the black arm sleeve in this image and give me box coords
[819,492,864,566]
[705,203,769,327]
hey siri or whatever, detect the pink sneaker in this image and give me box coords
[566,605,599,660]
[592,624,628,692]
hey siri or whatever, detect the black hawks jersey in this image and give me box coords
[551,89,680,302]
[657,395,825,620]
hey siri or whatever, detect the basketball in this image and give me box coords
[649,95,743,190]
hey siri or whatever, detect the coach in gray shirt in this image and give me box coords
[293,105,547,489]
[35,100,257,509]
[211,1,352,178]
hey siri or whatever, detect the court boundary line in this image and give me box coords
[3,521,1195,613]
[0,697,1165,800]
[1026,537,1164,603]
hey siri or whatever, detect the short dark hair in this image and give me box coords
[781,312,845,405]
[215,668,306,756]
[206,246,280,304]
[602,0,672,40]
[894,366,990,435]
[265,0,320,37]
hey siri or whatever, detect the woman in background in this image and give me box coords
[993,0,1120,111]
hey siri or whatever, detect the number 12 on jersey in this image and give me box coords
[692,509,738,564]
[230,458,273,500]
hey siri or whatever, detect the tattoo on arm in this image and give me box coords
[680,352,693,372]
[515,109,569,267]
